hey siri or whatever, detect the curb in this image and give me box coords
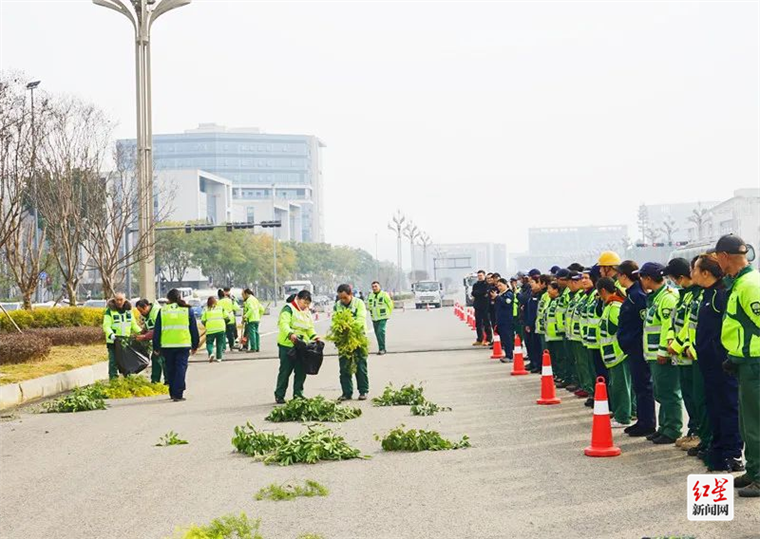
[0,361,108,411]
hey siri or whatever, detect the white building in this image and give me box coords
[685,188,760,251]
[156,169,233,224]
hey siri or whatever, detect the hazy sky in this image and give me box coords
[1,0,758,264]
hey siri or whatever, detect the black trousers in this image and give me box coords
[474,307,492,343]
[628,352,655,429]
[497,323,514,358]
[525,329,542,369]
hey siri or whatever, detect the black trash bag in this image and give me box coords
[114,338,150,376]
[289,338,325,375]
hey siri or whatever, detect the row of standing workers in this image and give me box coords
[467,234,760,498]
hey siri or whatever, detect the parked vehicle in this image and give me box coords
[411,280,444,309]
[282,280,314,300]
[83,299,108,308]
[463,273,478,306]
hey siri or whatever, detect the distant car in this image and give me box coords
[0,302,22,312]
[186,297,203,319]
[83,299,108,308]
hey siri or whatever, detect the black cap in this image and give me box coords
[662,258,691,278]
[550,265,561,274]
[556,268,570,279]
[708,234,748,255]
[635,262,666,278]
[569,270,582,281]
[528,268,541,278]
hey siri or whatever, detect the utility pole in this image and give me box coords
[93,0,191,301]
[387,210,405,292]
[272,183,278,306]
[26,80,41,303]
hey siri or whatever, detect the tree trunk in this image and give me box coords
[22,293,32,310]
[67,283,77,307]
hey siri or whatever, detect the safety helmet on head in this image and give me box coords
[597,251,622,267]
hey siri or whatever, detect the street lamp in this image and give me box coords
[93,0,191,301]
[26,80,41,302]
[387,210,405,292]
[419,233,432,278]
[403,221,420,280]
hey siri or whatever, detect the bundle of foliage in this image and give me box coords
[371,383,426,407]
[231,423,289,457]
[156,431,189,446]
[298,535,325,539]
[377,425,470,452]
[171,513,263,539]
[265,396,362,423]
[90,375,169,399]
[325,309,368,373]
[0,307,103,331]
[410,401,451,416]
[25,326,103,346]
[0,333,52,364]
[44,386,106,413]
[264,425,365,466]
[254,480,328,501]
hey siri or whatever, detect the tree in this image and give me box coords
[688,204,711,241]
[3,218,51,309]
[637,204,651,243]
[0,73,29,253]
[658,218,679,245]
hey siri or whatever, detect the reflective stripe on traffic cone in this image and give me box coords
[510,335,529,376]
[584,376,621,457]
[490,333,505,359]
[536,349,561,404]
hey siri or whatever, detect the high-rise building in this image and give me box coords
[431,242,508,284]
[118,123,325,242]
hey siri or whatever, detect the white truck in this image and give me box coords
[283,280,314,301]
[411,280,444,309]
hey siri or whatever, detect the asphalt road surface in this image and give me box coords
[1,306,757,539]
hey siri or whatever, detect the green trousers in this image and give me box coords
[650,361,684,440]
[339,353,369,397]
[608,361,632,424]
[274,345,306,400]
[372,319,388,352]
[150,352,165,383]
[678,364,707,438]
[206,331,226,360]
[107,344,118,379]
[244,321,260,351]
[737,360,760,481]
[563,338,578,385]
[573,341,592,392]
[225,323,237,351]
[546,340,565,380]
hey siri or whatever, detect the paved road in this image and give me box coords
[1,307,757,539]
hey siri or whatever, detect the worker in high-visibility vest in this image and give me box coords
[597,277,632,428]
[366,281,394,355]
[152,288,199,401]
[711,234,760,497]
[333,283,369,400]
[242,288,265,352]
[135,298,163,383]
[102,292,141,379]
[544,281,567,383]
[217,288,240,351]
[275,289,319,403]
[201,296,230,362]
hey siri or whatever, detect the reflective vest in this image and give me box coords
[103,306,138,344]
[599,299,625,368]
[555,287,570,334]
[144,303,161,331]
[218,296,238,324]
[367,290,393,321]
[160,303,192,348]
[668,285,700,365]
[512,288,520,318]
[535,292,550,335]
[334,297,368,333]
[544,296,564,341]
[201,306,227,334]
[243,295,264,323]
[722,266,760,361]
[568,291,586,342]
[643,285,678,362]
[582,290,602,350]
[277,301,316,348]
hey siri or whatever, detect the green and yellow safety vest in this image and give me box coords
[535,291,550,335]
[367,290,394,321]
[102,306,140,344]
[582,290,602,350]
[243,295,265,323]
[218,296,238,324]
[599,298,625,368]
[160,303,192,348]
[143,303,161,331]
[555,287,570,334]
[334,297,368,333]
[201,305,227,335]
[277,301,316,348]
[544,296,564,341]
[668,285,700,365]
[722,266,760,362]
[643,285,678,362]
[568,291,586,342]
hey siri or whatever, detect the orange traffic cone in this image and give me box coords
[468,309,476,330]
[510,335,529,376]
[490,333,505,359]
[536,349,561,404]
[584,376,621,457]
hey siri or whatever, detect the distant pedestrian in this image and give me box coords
[201,296,228,363]
[367,281,394,355]
[333,284,369,400]
[242,288,265,352]
[493,278,515,362]
[470,270,492,346]
[274,290,319,404]
[102,293,141,380]
[135,298,163,383]
[152,288,199,401]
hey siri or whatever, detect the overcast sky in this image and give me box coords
[1,0,758,265]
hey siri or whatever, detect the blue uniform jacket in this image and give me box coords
[696,284,728,363]
[524,291,542,329]
[152,308,200,351]
[617,281,647,358]
[494,290,515,328]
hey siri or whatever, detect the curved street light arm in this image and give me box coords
[149,0,191,27]
[92,0,137,30]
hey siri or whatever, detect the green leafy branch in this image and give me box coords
[376,425,470,452]
[156,430,189,447]
[255,480,329,501]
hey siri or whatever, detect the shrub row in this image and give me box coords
[0,307,104,332]
[25,327,104,346]
[0,333,52,365]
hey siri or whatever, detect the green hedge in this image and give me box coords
[0,307,103,332]
[0,333,52,365]
[25,327,104,346]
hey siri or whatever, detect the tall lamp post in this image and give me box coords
[387,211,405,292]
[419,233,432,278]
[93,0,191,301]
[26,80,41,302]
[403,221,420,282]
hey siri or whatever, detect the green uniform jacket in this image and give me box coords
[568,291,586,342]
[581,290,602,350]
[668,285,700,365]
[535,291,550,335]
[201,306,228,334]
[102,301,141,344]
[643,285,678,362]
[556,287,570,334]
[218,296,240,322]
[544,296,564,341]
[277,301,317,348]
[722,266,760,362]
[334,297,368,333]
[142,303,161,331]
[243,295,265,323]
[599,298,625,368]
[367,290,394,321]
